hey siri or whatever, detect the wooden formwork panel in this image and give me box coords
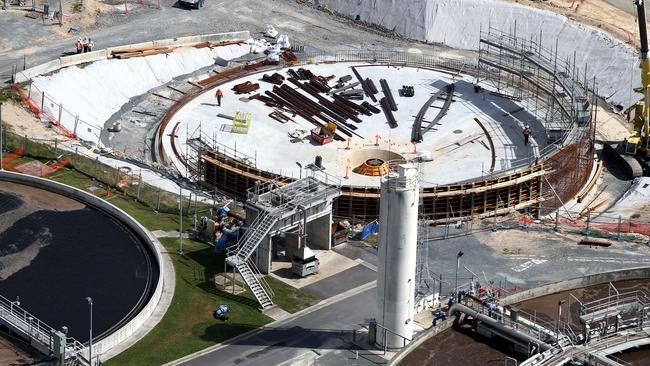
[201,152,546,221]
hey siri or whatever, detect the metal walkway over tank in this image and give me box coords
[0,293,89,365]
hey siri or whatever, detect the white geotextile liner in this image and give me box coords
[610,177,650,216]
[32,44,251,143]
[318,0,640,109]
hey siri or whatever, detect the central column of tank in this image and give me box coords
[375,164,420,349]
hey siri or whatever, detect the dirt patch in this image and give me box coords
[0,180,85,211]
[508,0,641,48]
[1,101,67,141]
[0,335,38,366]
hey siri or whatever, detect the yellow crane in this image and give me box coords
[627,0,650,175]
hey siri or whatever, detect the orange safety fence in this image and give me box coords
[10,84,78,140]
[1,148,25,170]
[517,216,650,237]
[10,85,42,117]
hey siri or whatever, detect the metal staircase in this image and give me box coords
[226,212,279,309]
[227,255,275,309]
[232,213,278,261]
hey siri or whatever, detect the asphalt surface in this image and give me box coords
[428,228,650,295]
[180,286,377,366]
[301,264,376,299]
[0,0,441,85]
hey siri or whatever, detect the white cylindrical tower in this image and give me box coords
[376,163,419,349]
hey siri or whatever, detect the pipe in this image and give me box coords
[448,303,552,352]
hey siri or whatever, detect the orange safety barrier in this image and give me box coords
[516,216,650,238]
[10,84,78,140]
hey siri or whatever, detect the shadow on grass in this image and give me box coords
[196,281,260,309]
[181,246,262,309]
[199,322,258,343]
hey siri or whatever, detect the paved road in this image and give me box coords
[179,286,378,366]
[0,0,430,85]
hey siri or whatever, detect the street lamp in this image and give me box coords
[0,102,4,171]
[85,297,93,366]
[178,183,184,255]
[556,299,566,342]
[455,251,464,302]
[296,162,302,179]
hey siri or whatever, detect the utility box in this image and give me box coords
[232,112,252,134]
[51,330,67,363]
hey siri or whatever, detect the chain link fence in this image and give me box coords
[1,130,223,216]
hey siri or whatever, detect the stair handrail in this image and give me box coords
[246,258,275,299]
[226,210,272,258]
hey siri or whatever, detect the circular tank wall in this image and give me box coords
[0,173,161,344]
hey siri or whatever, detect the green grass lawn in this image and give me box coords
[105,238,272,366]
[105,238,318,366]
[266,276,319,314]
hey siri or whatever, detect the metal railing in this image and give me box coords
[0,293,88,364]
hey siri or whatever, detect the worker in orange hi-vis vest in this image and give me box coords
[215,88,224,106]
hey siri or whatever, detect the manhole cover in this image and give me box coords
[453,129,463,134]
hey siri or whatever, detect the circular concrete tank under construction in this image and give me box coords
[0,171,165,359]
[159,40,595,221]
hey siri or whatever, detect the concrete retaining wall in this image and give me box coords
[0,170,172,361]
[388,318,454,366]
[14,30,250,83]
[502,266,650,305]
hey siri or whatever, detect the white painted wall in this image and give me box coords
[317,0,640,109]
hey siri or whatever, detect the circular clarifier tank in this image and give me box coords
[0,178,160,344]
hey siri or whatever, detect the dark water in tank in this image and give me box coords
[0,189,159,343]
[0,192,22,214]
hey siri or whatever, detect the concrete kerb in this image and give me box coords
[14,31,251,83]
[162,280,378,366]
[0,170,174,362]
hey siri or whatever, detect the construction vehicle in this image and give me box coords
[619,0,650,177]
[179,0,203,9]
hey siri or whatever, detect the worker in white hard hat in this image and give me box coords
[522,124,532,146]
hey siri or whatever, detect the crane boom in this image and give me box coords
[631,0,650,157]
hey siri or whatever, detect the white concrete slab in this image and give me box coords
[166,63,546,187]
[270,249,360,289]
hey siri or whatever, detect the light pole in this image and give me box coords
[455,251,464,302]
[296,162,302,179]
[85,297,93,366]
[0,102,4,171]
[556,299,566,342]
[178,183,183,255]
